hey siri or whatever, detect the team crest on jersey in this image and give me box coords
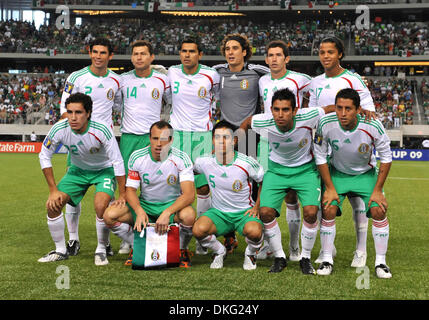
[232,180,243,192]
[166,174,177,186]
[298,138,308,148]
[152,88,160,100]
[197,86,207,98]
[89,147,100,154]
[151,249,160,261]
[358,143,370,154]
[240,79,249,90]
[106,88,114,101]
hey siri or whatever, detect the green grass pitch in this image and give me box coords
[1,154,428,300]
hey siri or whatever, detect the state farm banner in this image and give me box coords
[0,142,42,153]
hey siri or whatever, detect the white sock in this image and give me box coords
[198,235,225,255]
[301,220,318,259]
[95,217,110,254]
[372,218,389,266]
[320,218,336,264]
[65,203,81,241]
[179,223,193,250]
[245,236,263,256]
[263,220,286,259]
[110,222,134,247]
[350,197,368,253]
[196,194,211,218]
[286,202,301,250]
[47,213,67,255]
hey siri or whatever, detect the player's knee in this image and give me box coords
[370,207,386,221]
[285,191,298,204]
[322,206,337,220]
[196,184,210,196]
[192,219,210,239]
[243,222,263,242]
[103,207,117,227]
[303,206,318,224]
[178,206,196,226]
[259,207,276,223]
[47,208,62,219]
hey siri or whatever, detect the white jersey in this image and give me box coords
[259,70,311,113]
[60,66,122,127]
[168,64,220,131]
[314,114,392,175]
[308,69,375,111]
[251,107,325,167]
[39,119,125,176]
[120,69,170,135]
[126,146,194,203]
[194,152,264,212]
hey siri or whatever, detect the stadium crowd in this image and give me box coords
[2,18,428,56]
[0,73,64,124]
[421,78,429,123]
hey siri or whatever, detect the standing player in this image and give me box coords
[59,38,123,256]
[308,37,376,267]
[120,40,170,175]
[103,121,196,268]
[193,120,264,270]
[257,40,313,262]
[314,88,392,278]
[240,88,334,274]
[38,93,126,266]
[167,38,220,253]
[212,33,269,254]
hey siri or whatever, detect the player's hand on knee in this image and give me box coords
[322,188,340,212]
[46,190,64,212]
[244,206,259,218]
[110,197,126,208]
[368,190,388,213]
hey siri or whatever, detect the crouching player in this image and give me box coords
[103,121,196,267]
[192,120,265,270]
[314,88,392,278]
[38,93,126,266]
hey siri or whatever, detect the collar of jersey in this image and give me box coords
[271,69,290,81]
[71,119,91,135]
[133,69,153,79]
[324,68,347,79]
[213,151,238,166]
[149,146,172,163]
[181,64,201,76]
[87,66,110,78]
[339,114,361,133]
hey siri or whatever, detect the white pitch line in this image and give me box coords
[388,177,429,181]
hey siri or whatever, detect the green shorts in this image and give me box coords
[120,133,150,174]
[260,161,321,215]
[57,165,116,206]
[202,207,263,237]
[327,167,380,218]
[172,130,212,188]
[128,199,176,224]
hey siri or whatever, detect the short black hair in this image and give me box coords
[65,93,93,115]
[272,88,296,110]
[131,40,154,55]
[213,120,236,136]
[90,38,114,55]
[180,38,203,53]
[149,120,174,139]
[335,88,361,109]
[266,40,289,58]
[320,36,345,60]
